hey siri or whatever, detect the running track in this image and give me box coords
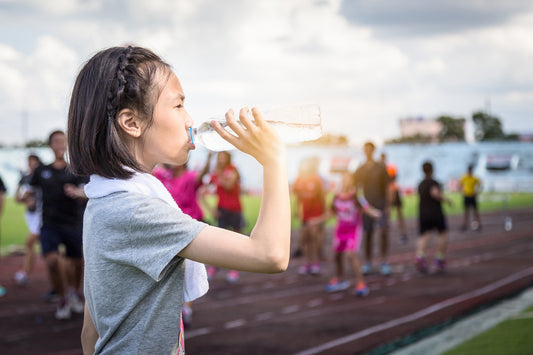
[0,209,532,354]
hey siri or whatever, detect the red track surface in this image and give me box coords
[1,209,532,354]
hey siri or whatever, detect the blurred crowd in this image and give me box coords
[0,132,483,327]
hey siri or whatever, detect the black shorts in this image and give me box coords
[362,209,388,233]
[464,196,477,209]
[419,216,447,235]
[218,208,244,232]
[40,222,83,258]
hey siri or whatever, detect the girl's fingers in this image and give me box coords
[212,120,241,149]
[250,107,267,129]
[239,107,256,132]
[225,108,246,137]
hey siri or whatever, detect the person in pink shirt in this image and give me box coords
[153,158,211,328]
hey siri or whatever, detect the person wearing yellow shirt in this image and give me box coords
[460,165,482,231]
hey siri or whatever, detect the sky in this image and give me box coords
[1,0,532,146]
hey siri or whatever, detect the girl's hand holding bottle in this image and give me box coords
[211,107,285,168]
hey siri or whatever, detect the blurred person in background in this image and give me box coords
[460,164,482,232]
[153,157,211,327]
[293,156,326,275]
[0,174,6,297]
[206,151,245,283]
[381,153,408,245]
[354,142,391,276]
[30,130,88,320]
[14,154,43,287]
[416,161,452,274]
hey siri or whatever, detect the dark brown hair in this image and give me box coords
[67,46,171,179]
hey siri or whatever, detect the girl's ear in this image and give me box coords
[117,109,142,138]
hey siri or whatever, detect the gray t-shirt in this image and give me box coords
[83,191,207,355]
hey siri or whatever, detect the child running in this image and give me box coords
[416,161,452,274]
[326,172,380,296]
[68,46,290,355]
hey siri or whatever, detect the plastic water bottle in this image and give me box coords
[190,104,322,151]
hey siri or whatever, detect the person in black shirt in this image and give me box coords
[0,175,6,297]
[415,161,452,274]
[353,142,391,276]
[30,130,88,319]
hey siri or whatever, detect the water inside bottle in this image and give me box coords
[195,120,322,151]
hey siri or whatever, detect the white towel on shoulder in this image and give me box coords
[84,171,208,302]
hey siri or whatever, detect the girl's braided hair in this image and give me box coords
[67,45,171,179]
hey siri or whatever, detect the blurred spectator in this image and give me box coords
[460,165,482,231]
[415,161,452,274]
[30,130,88,319]
[354,142,391,276]
[293,157,326,275]
[14,154,43,287]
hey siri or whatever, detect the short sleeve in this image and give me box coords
[127,197,207,281]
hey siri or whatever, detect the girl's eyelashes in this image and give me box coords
[175,104,184,109]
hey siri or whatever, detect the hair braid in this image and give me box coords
[107,46,133,122]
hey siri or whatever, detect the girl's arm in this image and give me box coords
[179,107,290,273]
[81,302,98,355]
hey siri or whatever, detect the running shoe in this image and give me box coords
[325,278,350,292]
[354,282,369,297]
[67,290,84,314]
[380,262,391,276]
[0,285,6,297]
[14,270,29,287]
[42,289,59,303]
[309,263,321,275]
[362,263,372,275]
[55,298,71,320]
[298,264,310,275]
[399,234,408,245]
[415,256,428,274]
[226,270,240,284]
[435,258,447,273]
[182,304,193,328]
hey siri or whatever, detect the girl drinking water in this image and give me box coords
[68,46,290,355]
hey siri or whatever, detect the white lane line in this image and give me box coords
[292,267,533,355]
[282,305,301,314]
[185,327,212,339]
[329,294,344,301]
[224,319,247,329]
[307,299,323,308]
[256,312,274,321]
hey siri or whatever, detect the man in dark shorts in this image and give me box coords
[0,175,6,297]
[416,161,452,274]
[30,130,88,319]
[353,142,391,275]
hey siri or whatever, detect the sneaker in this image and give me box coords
[14,271,29,287]
[182,304,193,328]
[55,298,71,320]
[415,257,428,274]
[354,282,369,297]
[67,290,84,314]
[0,285,6,297]
[42,289,59,303]
[309,263,321,275]
[435,258,447,273]
[399,234,408,245]
[298,264,310,275]
[362,263,372,275]
[206,266,217,281]
[380,262,391,276]
[226,270,240,284]
[325,278,350,292]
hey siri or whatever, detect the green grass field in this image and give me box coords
[442,303,533,355]
[2,192,533,252]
